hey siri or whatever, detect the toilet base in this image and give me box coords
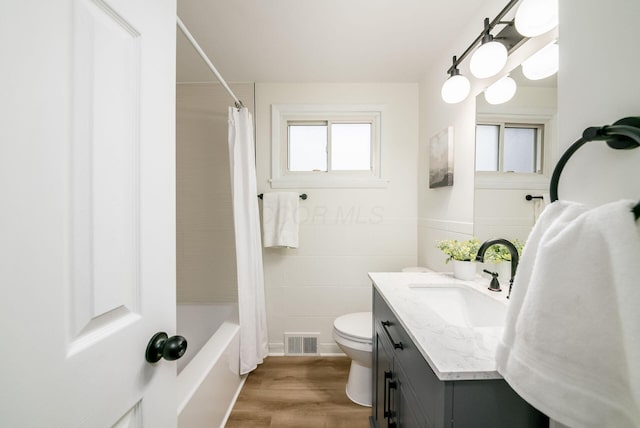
[345,360,372,407]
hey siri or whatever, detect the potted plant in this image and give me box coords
[435,238,481,280]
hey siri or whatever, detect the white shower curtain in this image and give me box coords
[228,107,268,375]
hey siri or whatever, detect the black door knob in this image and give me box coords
[145,332,188,363]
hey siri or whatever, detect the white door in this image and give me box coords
[0,0,178,427]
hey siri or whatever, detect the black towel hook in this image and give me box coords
[549,116,640,220]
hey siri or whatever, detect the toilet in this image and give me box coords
[333,311,373,407]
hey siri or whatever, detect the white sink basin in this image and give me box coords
[408,284,506,328]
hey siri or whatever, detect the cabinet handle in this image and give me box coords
[388,379,398,424]
[383,370,392,418]
[381,321,404,350]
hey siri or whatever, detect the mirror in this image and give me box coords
[473,63,558,246]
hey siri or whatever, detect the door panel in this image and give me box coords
[113,402,142,428]
[394,363,426,428]
[0,0,177,427]
[69,0,142,347]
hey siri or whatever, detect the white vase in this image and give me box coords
[452,260,476,281]
[485,262,511,283]
[495,262,511,283]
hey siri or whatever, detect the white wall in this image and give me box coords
[176,83,254,303]
[557,0,640,205]
[417,0,506,272]
[255,83,419,354]
[418,70,476,272]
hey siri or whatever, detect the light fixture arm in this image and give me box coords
[481,17,493,44]
[448,56,461,77]
[446,0,520,75]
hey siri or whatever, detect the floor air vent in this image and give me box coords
[284,333,319,355]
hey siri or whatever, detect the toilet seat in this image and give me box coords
[333,312,372,344]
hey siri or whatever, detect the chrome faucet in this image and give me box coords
[475,239,520,299]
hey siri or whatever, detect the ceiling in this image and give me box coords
[176,0,502,83]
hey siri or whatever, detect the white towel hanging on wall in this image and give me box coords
[532,193,550,223]
[262,192,300,248]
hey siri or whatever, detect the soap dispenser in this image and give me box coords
[483,269,502,292]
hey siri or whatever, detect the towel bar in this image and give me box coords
[258,193,307,200]
[549,116,640,221]
[525,195,544,201]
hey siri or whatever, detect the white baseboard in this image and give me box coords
[218,374,247,428]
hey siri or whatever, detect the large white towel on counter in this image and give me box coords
[262,192,299,248]
[496,200,640,428]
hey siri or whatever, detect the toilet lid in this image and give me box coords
[333,312,372,341]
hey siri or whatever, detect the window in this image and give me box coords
[475,122,544,174]
[271,105,386,188]
[330,123,372,171]
[288,123,328,171]
[287,122,372,172]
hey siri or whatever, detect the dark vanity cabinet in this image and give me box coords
[374,331,424,427]
[371,288,547,428]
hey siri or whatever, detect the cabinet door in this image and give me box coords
[450,380,548,427]
[374,330,394,427]
[392,362,426,428]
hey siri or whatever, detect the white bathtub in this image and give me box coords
[177,303,245,428]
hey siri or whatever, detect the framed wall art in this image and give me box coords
[429,126,454,188]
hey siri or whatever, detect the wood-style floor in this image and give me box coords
[225,357,371,427]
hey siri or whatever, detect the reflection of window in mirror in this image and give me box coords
[475,121,543,174]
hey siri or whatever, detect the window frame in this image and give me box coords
[271,104,388,188]
[475,113,553,190]
[476,121,544,174]
[503,123,544,173]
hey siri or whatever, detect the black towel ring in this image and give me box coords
[549,116,640,220]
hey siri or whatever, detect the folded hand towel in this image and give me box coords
[496,200,640,428]
[262,192,299,248]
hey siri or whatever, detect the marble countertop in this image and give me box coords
[369,271,510,381]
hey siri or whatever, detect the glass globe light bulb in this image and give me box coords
[515,0,559,37]
[470,40,508,79]
[441,74,471,104]
[484,76,517,105]
[522,42,559,80]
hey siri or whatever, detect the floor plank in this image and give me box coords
[225,357,371,428]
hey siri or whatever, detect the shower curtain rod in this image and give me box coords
[176,17,245,109]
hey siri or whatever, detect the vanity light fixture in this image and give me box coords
[470,18,508,79]
[440,0,522,104]
[441,56,471,104]
[521,41,559,80]
[484,75,517,105]
[515,0,559,38]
